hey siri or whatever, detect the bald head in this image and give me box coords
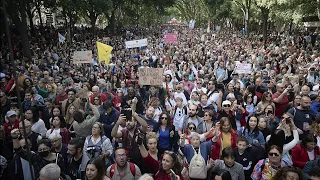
[300,96,311,110]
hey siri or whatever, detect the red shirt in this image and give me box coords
[272,92,290,118]
[292,144,320,169]
[90,93,107,104]
[143,153,184,180]
[4,119,20,137]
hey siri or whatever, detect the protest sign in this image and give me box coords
[164,33,178,43]
[235,62,252,74]
[125,39,148,49]
[139,68,164,86]
[73,51,92,64]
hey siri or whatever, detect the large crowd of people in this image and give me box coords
[0,25,320,180]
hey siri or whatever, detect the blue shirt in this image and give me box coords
[158,128,170,148]
[180,140,213,164]
[238,127,265,145]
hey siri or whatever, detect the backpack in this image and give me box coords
[109,162,136,178]
[188,146,207,179]
[174,106,188,116]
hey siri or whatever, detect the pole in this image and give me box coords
[1,0,35,179]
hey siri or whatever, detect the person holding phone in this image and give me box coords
[111,109,148,173]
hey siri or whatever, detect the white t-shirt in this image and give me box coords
[31,119,47,137]
[46,128,61,138]
[174,107,187,131]
[308,150,315,160]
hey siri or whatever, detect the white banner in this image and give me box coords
[125,38,148,49]
[73,51,92,64]
[235,62,252,74]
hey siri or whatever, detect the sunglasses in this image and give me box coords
[204,114,210,117]
[223,104,231,107]
[161,117,168,120]
[188,127,196,130]
[268,152,280,157]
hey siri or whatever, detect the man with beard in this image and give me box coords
[106,147,142,179]
[61,88,82,117]
[66,138,89,180]
[122,85,144,114]
[141,106,158,132]
[288,96,315,139]
[111,111,147,173]
[179,104,205,135]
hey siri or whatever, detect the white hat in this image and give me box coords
[6,110,17,117]
[222,100,231,106]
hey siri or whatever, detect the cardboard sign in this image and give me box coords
[164,33,178,43]
[139,68,164,86]
[125,38,148,49]
[235,62,252,74]
[73,51,92,64]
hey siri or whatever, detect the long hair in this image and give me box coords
[160,151,182,175]
[301,133,317,148]
[157,112,172,130]
[85,158,106,180]
[244,114,259,137]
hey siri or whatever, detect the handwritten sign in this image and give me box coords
[73,51,92,64]
[125,39,148,49]
[164,33,178,43]
[235,62,252,74]
[139,68,164,86]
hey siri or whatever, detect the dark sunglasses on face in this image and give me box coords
[268,152,280,157]
[188,127,196,130]
[223,104,231,107]
[161,117,168,120]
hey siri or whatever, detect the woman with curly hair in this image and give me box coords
[271,166,306,180]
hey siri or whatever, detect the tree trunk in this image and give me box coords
[110,10,115,35]
[90,14,97,39]
[37,7,43,33]
[17,0,31,60]
[261,7,269,42]
[26,2,35,36]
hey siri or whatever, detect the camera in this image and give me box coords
[137,133,144,145]
[287,88,294,92]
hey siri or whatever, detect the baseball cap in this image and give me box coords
[6,110,17,117]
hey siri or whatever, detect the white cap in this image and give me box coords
[6,110,17,117]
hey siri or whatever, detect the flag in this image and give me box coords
[58,33,65,43]
[96,41,113,65]
[189,20,195,29]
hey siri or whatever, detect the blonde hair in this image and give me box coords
[65,103,76,124]
[138,174,154,180]
[146,132,158,142]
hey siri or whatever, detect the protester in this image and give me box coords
[0,22,320,180]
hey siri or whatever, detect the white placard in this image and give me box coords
[235,62,252,74]
[125,38,148,49]
[73,51,92,64]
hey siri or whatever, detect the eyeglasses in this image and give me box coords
[115,154,127,158]
[268,152,280,157]
[223,104,231,107]
[166,76,171,78]
[204,114,210,117]
[188,127,196,130]
[161,117,168,120]
[197,82,202,84]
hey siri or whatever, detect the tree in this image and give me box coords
[6,0,32,60]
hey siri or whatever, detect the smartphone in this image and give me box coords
[121,108,132,121]
[288,88,294,92]
[170,169,177,180]
[137,133,144,145]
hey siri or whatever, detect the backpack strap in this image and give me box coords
[109,164,116,178]
[129,162,136,177]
